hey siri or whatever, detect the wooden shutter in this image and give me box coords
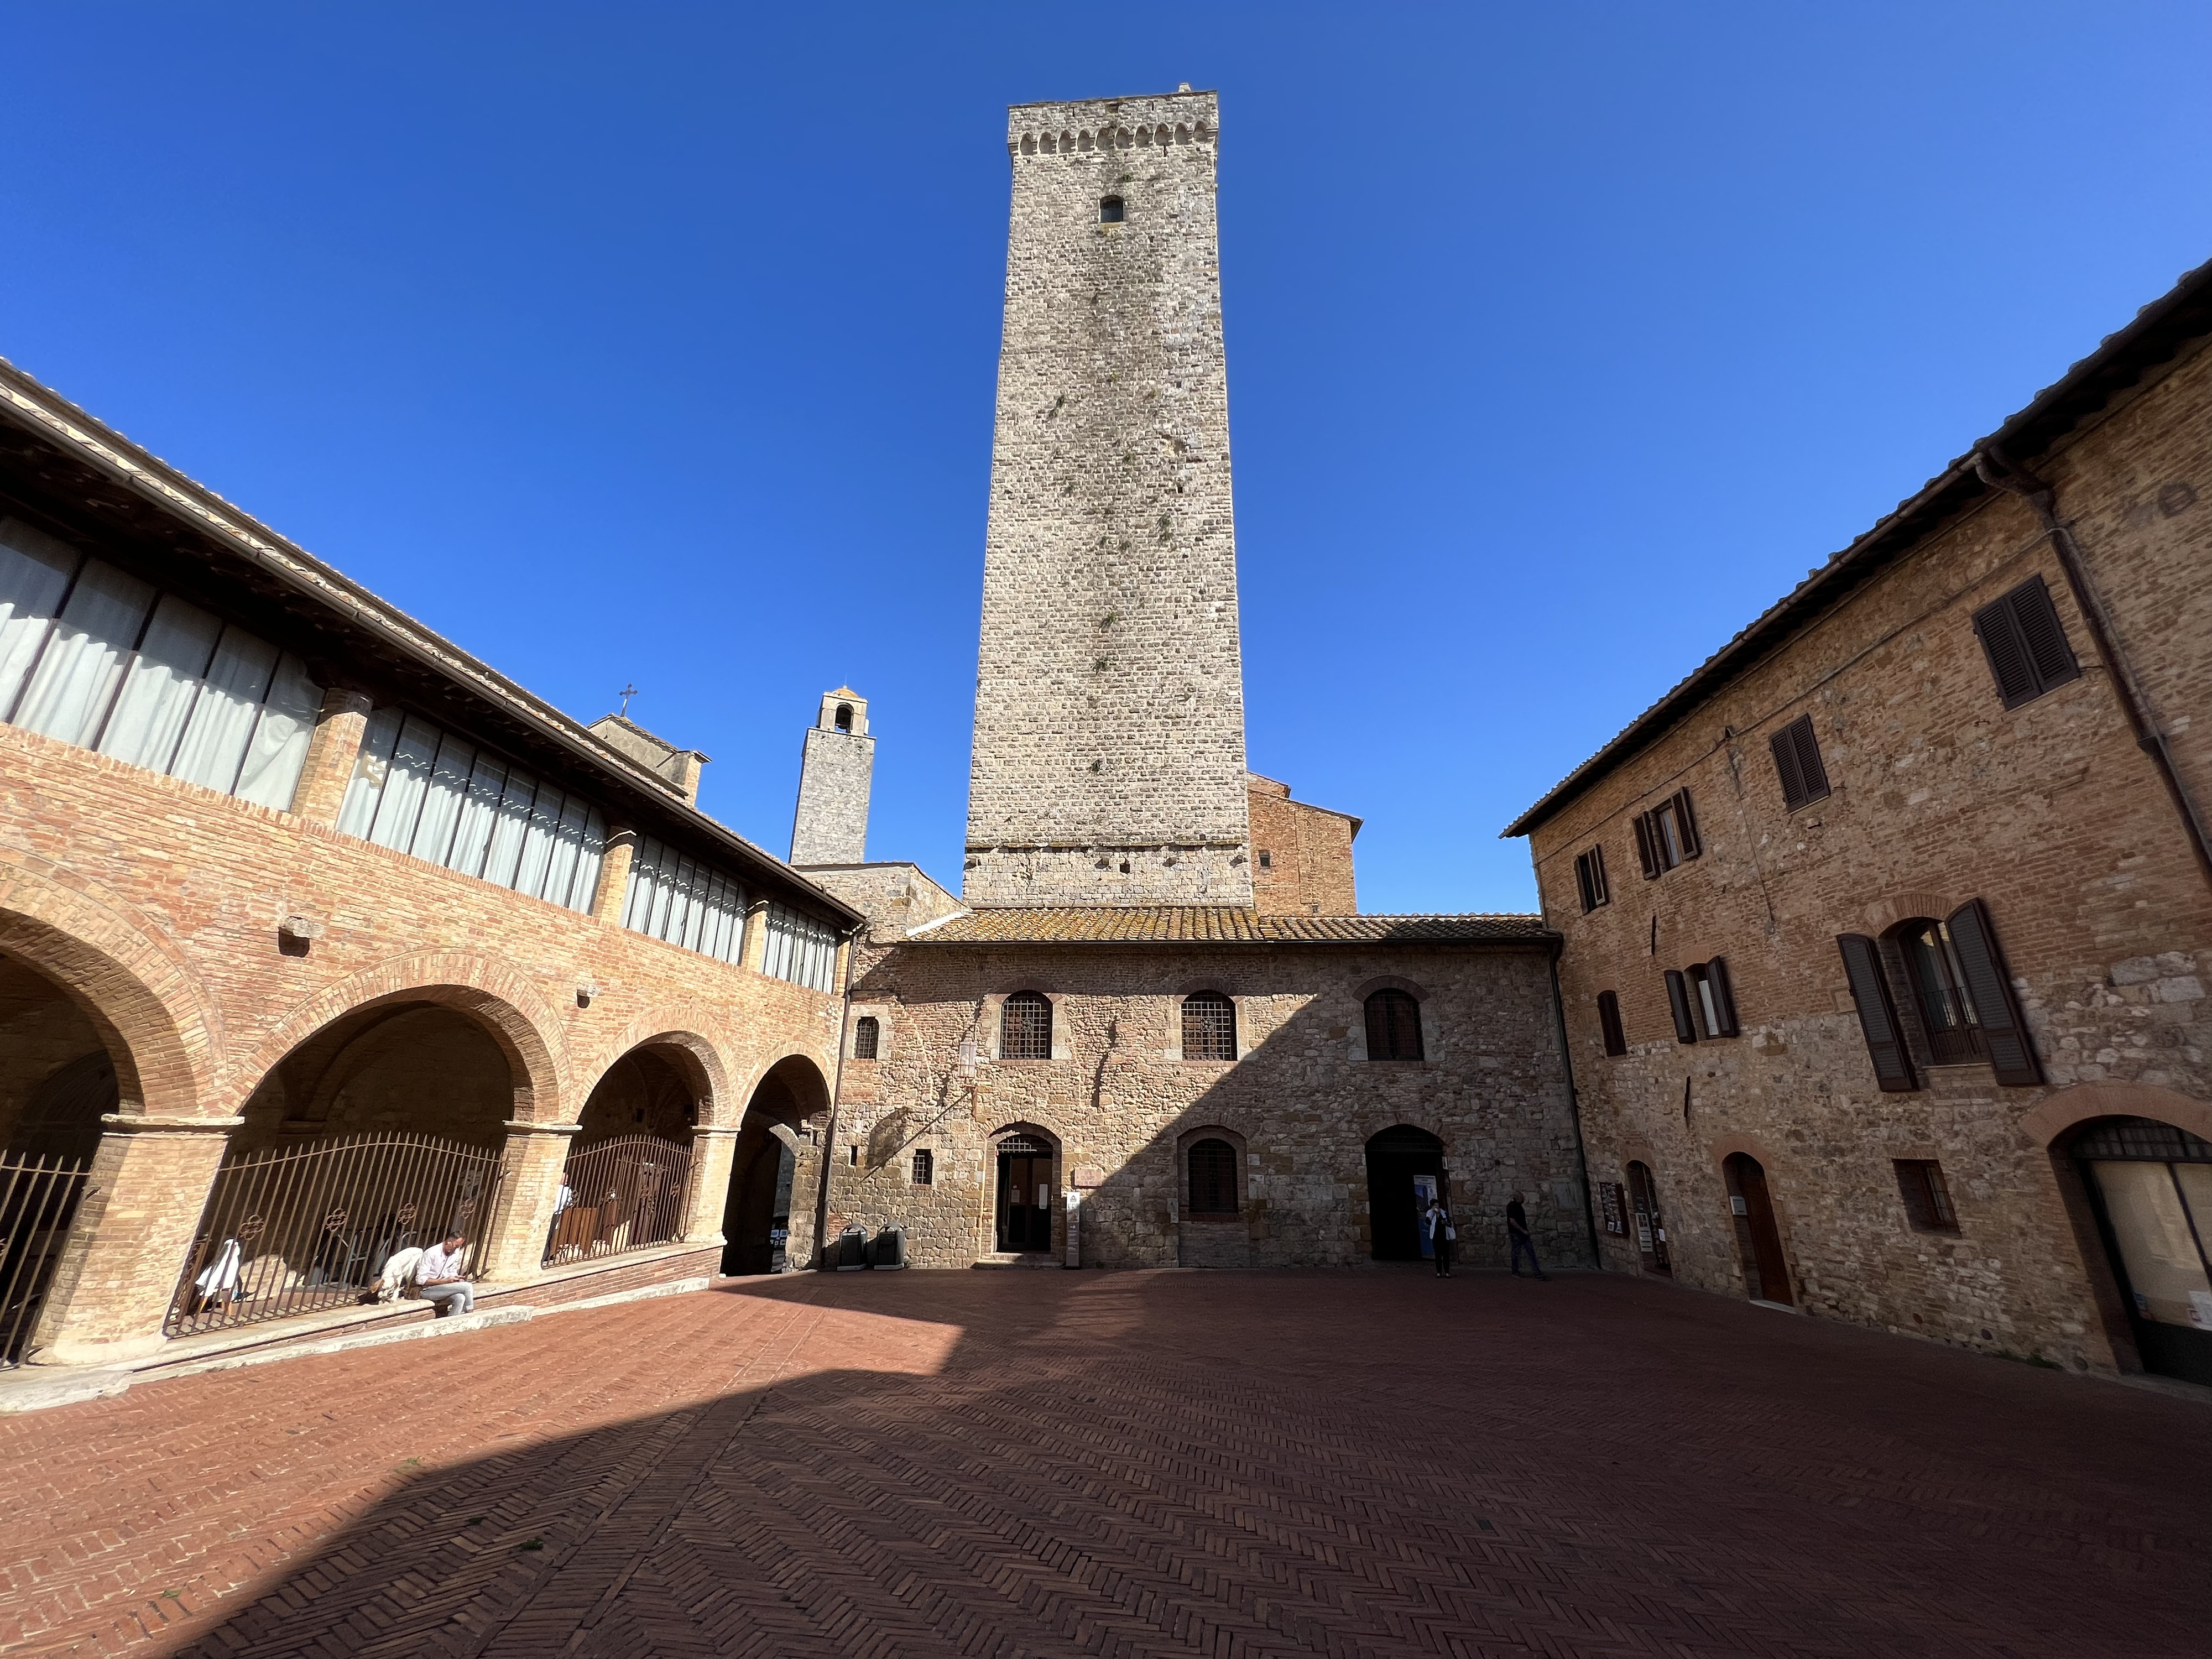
[1837,934,1917,1092]
[1632,812,1660,879]
[1705,956,1739,1037]
[1663,969,1698,1044]
[1597,989,1627,1057]
[1671,789,1702,858]
[1974,576,2081,709]
[1945,898,2042,1086]
[1771,714,1829,811]
[1590,844,1608,906]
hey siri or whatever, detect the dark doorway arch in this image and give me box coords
[2068,1115,2212,1386]
[1722,1153,1792,1304]
[993,1128,1058,1253]
[722,1056,828,1276]
[1364,1125,1443,1261]
[1,950,120,1161]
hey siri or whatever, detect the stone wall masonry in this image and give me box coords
[819,935,1594,1271]
[1248,779,1359,916]
[1523,335,2212,1374]
[0,726,844,1361]
[968,90,1252,905]
[791,726,873,866]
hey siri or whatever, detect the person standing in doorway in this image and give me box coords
[1426,1198,1453,1277]
[1506,1192,1548,1280]
[416,1231,477,1316]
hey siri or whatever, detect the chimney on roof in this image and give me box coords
[587,712,710,805]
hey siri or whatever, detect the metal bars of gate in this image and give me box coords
[165,1131,505,1339]
[544,1134,693,1267]
[0,1151,93,1368]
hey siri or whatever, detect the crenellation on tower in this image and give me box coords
[966,87,1251,905]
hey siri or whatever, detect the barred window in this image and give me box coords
[852,1016,880,1060]
[1188,1139,1238,1214]
[1364,988,1424,1061]
[911,1149,933,1186]
[1000,990,1052,1060]
[1894,1160,1958,1232]
[1182,992,1237,1061]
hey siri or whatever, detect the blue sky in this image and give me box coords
[3,4,2205,912]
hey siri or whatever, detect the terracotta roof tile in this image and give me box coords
[905,906,1552,945]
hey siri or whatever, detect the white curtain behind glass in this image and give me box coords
[620,836,748,964]
[337,707,606,912]
[0,518,321,809]
[763,902,839,993]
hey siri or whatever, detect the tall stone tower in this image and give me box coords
[790,688,873,865]
[964,88,1252,906]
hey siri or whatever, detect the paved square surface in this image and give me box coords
[2,1270,2206,1657]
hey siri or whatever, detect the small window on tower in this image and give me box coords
[852,1016,880,1060]
[834,703,853,733]
[1099,195,1125,223]
[1258,849,1272,869]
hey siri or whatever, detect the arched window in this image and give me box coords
[852,1015,879,1060]
[1182,992,1236,1061]
[834,702,854,733]
[1890,918,1982,1064]
[1188,1138,1238,1214]
[1364,989,1424,1061]
[911,1148,934,1186]
[1099,195,1125,223]
[1000,990,1052,1060]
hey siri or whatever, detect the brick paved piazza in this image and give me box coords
[3,1272,2206,1658]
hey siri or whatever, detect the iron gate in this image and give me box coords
[544,1133,692,1266]
[165,1131,504,1338]
[1,1151,94,1367]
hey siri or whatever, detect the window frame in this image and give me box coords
[1972,574,2081,710]
[1685,958,1739,1040]
[852,1015,881,1061]
[1186,1138,1240,1215]
[1180,991,1238,1062]
[1596,989,1627,1057]
[1633,789,1702,879]
[1574,844,1610,913]
[911,1148,934,1186]
[1363,988,1426,1062]
[1769,713,1832,813]
[999,990,1053,1061]
[1893,1159,1959,1233]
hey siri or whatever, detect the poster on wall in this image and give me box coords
[1412,1173,1438,1258]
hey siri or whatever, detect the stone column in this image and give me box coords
[683,1123,740,1253]
[482,1119,581,1282]
[288,687,374,827]
[31,1114,241,1367]
[590,827,637,925]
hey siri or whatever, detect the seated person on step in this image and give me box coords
[416,1232,477,1317]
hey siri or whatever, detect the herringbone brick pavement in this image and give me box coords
[1,1271,2205,1657]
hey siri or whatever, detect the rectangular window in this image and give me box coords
[1973,575,2080,709]
[341,707,607,911]
[1663,969,1699,1045]
[1686,958,1739,1039]
[1597,989,1627,1057]
[1574,845,1610,912]
[1633,789,1702,879]
[619,835,748,963]
[761,902,840,993]
[911,1149,933,1186]
[1894,1160,1959,1232]
[1769,713,1831,813]
[1598,1181,1628,1237]
[1,517,322,809]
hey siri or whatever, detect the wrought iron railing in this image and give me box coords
[1,1150,94,1368]
[165,1131,504,1338]
[544,1133,692,1267]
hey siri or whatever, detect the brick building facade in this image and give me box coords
[0,358,860,1370]
[1507,260,2212,1385]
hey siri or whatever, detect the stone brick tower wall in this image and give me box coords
[965,90,1253,906]
[791,688,873,865]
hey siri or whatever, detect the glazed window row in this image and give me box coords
[970,988,1428,1064]
[1570,575,2084,915]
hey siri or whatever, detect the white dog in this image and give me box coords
[373,1246,423,1303]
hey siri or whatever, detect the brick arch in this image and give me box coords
[581,1007,738,1127]
[738,1050,833,1124]
[233,951,567,1124]
[0,852,221,1119]
[2020,1081,2212,1148]
[1353,974,1430,1003]
[1705,1132,1789,1178]
[1861,890,1960,936]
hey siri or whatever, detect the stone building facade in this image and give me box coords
[1506,259,2212,1385]
[812,89,1593,1275]
[0,357,859,1370]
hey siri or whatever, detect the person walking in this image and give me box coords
[1506,1192,1548,1279]
[416,1230,477,1316]
[1426,1197,1454,1277]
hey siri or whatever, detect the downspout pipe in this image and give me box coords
[1974,448,2212,889]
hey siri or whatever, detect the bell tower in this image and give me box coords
[964,88,1252,906]
[790,688,872,866]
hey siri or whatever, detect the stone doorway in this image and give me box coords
[1627,1160,1671,1276]
[2071,1116,2212,1387]
[1723,1153,1793,1305]
[995,1135,1055,1253]
[1364,1125,1443,1261]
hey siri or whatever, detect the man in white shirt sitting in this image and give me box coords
[416,1232,476,1316]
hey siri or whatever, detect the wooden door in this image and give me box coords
[997,1152,1052,1251]
[1626,1162,1671,1276]
[1726,1154,1793,1305]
